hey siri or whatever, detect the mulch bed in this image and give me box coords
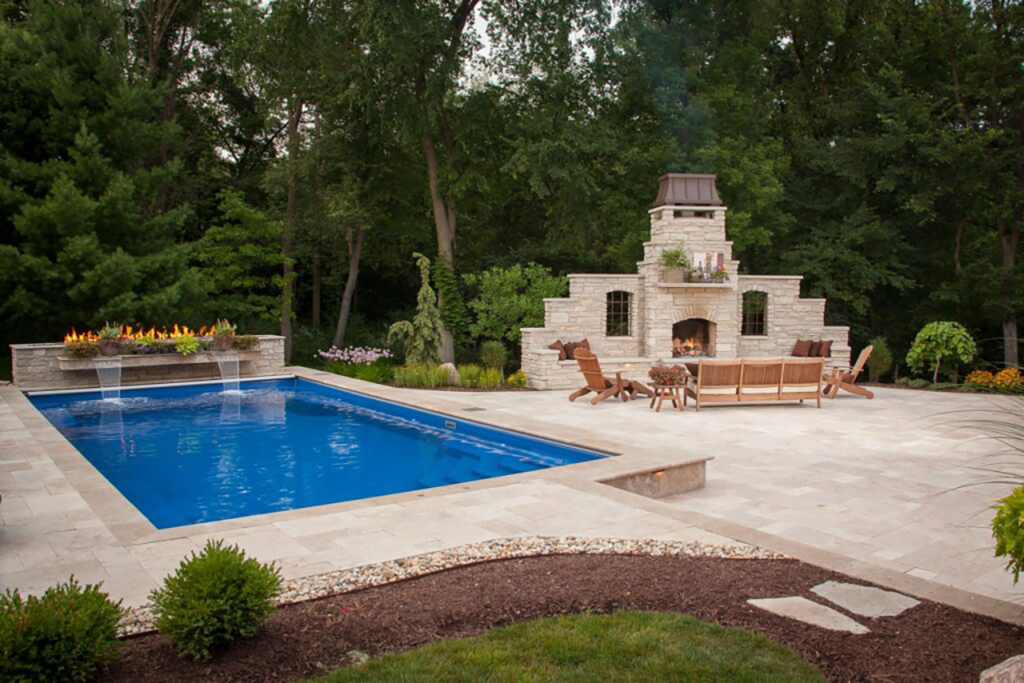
[105,554,1024,683]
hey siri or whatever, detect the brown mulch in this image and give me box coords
[105,555,1024,683]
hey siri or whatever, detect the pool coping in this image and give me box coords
[10,368,712,547]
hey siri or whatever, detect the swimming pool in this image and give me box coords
[29,378,601,529]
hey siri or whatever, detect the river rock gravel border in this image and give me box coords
[119,535,783,636]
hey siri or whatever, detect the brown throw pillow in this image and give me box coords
[548,340,567,361]
[576,338,591,351]
[563,341,577,360]
[817,340,832,358]
[792,339,813,357]
[809,341,822,357]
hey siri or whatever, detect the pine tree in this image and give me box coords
[0,0,202,342]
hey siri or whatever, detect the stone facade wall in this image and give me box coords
[521,203,851,391]
[10,335,286,391]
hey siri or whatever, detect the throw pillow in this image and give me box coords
[792,339,813,357]
[548,340,567,361]
[817,340,833,358]
[563,341,577,360]
[575,338,591,352]
[809,341,822,357]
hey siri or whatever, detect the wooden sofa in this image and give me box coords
[683,358,825,411]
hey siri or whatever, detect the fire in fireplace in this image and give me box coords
[672,319,714,357]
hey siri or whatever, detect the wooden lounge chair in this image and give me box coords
[568,348,653,405]
[823,345,874,399]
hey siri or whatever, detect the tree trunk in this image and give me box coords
[421,132,456,363]
[312,254,321,328]
[281,98,303,363]
[996,213,1020,368]
[933,359,941,384]
[333,227,367,348]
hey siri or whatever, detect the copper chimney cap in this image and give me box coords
[652,173,722,207]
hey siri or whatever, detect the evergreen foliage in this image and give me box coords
[432,255,468,344]
[866,337,894,383]
[387,253,445,365]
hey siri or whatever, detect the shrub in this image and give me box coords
[906,321,977,383]
[150,540,281,661]
[506,369,528,388]
[230,335,260,352]
[432,255,468,343]
[392,364,451,388]
[175,334,200,356]
[658,247,690,270]
[0,577,123,682]
[464,263,568,344]
[866,336,893,382]
[458,364,483,388]
[354,363,391,384]
[387,253,445,365]
[994,485,1024,583]
[480,341,508,372]
[479,367,504,389]
[63,341,100,359]
[968,368,1024,394]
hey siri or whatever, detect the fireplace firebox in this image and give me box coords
[673,319,715,357]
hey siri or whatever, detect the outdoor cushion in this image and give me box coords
[739,387,780,395]
[563,341,577,360]
[548,340,567,361]
[808,341,822,357]
[817,340,833,357]
[781,384,820,393]
[792,339,813,357]
[686,378,737,395]
[575,338,591,351]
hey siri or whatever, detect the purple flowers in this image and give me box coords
[318,346,392,365]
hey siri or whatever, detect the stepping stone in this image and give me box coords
[981,654,1024,683]
[811,581,920,618]
[748,597,870,634]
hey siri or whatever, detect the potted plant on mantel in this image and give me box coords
[659,248,691,283]
[648,364,687,386]
[212,319,237,352]
[97,322,121,357]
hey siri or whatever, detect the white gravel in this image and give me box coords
[120,535,785,636]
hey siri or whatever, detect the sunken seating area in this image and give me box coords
[684,358,825,411]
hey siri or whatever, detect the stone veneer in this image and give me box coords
[522,201,850,390]
[10,335,286,391]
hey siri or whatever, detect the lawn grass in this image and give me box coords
[306,611,825,682]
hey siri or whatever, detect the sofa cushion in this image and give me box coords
[817,340,832,358]
[548,340,567,361]
[781,384,821,393]
[792,339,813,357]
[808,341,822,357]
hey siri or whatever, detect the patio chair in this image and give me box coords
[568,348,653,405]
[823,345,874,399]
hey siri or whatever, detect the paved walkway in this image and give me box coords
[2,376,1020,624]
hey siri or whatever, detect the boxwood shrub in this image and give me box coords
[0,577,123,682]
[150,540,281,661]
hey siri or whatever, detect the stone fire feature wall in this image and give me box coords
[10,335,286,391]
[522,179,850,390]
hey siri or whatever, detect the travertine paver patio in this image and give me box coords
[2,374,1022,626]
[442,386,1023,607]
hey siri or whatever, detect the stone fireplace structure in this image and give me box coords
[521,174,850,390]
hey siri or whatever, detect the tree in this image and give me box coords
[906,321,978,383]
[194,190,286,329]
[0,0,202,342]
[387,253,445,365]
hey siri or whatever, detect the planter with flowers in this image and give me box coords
[648,364,688,386]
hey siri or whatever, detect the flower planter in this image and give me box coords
[662,268,686,283]
[215,336,235,352]
[99,341,120,357]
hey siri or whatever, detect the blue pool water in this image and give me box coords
[29,379,601,529]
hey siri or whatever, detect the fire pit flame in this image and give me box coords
[64,324,210,343]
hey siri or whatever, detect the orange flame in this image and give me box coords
[64,324,212,343]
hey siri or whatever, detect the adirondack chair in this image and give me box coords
[823,345,874,399]
[568,349,653,405]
